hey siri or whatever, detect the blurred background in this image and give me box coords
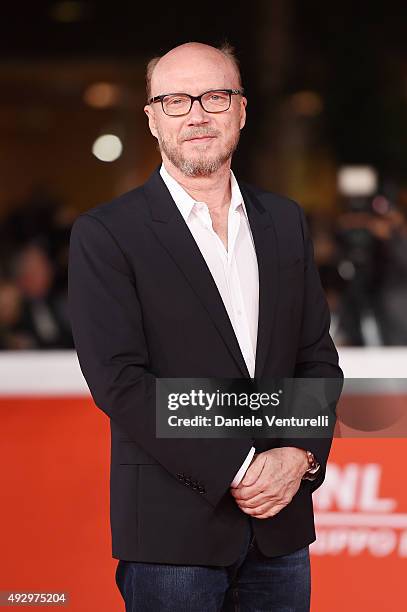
[0,0,406,350]
[1,2,407,611]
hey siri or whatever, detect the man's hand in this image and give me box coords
[230,447,309,519]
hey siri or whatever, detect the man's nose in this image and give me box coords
[187,99,209,124]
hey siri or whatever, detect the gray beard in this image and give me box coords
[156,131,240,177]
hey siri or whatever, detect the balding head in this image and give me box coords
[146,42,242,101]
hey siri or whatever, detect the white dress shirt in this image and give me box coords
[160,163,257,486]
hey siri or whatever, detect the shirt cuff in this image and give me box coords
[230,446,256,488]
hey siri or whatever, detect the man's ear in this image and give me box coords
[239,97,247,130]
[144,104,158,139]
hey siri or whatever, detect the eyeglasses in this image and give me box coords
[148,88,244,117]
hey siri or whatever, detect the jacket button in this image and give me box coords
[198,486,206,494]
[176,473,185,481]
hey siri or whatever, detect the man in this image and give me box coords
[68,42,343,611]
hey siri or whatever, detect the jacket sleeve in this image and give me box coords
[68,213,252,507]
[278,204,344,492]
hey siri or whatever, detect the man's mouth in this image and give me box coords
[184,135,216,142]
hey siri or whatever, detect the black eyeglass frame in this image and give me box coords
[148,88,245,116]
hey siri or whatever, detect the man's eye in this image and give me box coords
[168,97,185,105]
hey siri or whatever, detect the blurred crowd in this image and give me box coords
[0,191,406,350]
[311,195,407,346]
[0,190,75,350]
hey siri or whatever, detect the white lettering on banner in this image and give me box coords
[312,529,397,557]
[313,463,396,512]
[311,463,405,558]
[359,465,396,512]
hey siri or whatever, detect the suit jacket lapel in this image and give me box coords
[143,168,279,381]
[239,183,279,380]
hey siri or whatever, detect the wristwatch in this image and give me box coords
[302,450,321,481]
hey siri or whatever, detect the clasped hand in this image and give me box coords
[230,447,309,519]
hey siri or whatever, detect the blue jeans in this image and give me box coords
[115,522,310,611]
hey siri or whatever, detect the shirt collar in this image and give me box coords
[159,163,249,222]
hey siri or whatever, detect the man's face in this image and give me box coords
[144,45,247,177]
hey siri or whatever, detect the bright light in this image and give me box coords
[337,166,378,197]
[92,134,123,162]
[84,83,122,109]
